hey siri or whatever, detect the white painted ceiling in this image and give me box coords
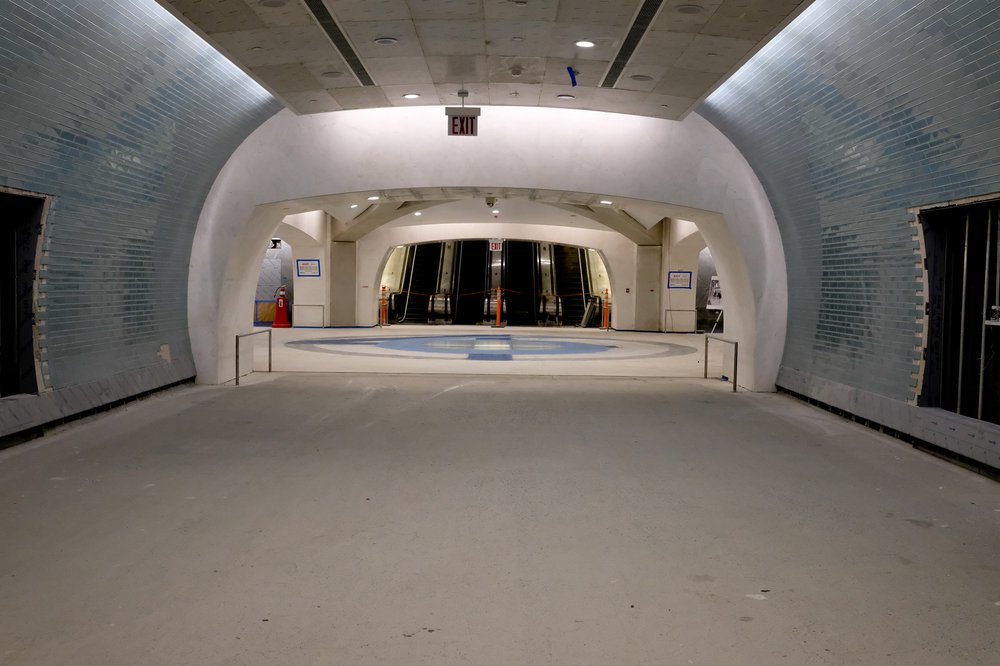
[159,0,811,120]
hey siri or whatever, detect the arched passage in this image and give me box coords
[191,106,786,390]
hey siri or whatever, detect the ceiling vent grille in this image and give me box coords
[600,0,665,88]
[301,0,375,86]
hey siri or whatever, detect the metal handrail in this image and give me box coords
[235,329,272,386]
[704,335,738,392]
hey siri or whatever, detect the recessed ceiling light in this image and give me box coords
[575,40,595,48]
[321,70,342,78]
[350,204,359,209]
[402,93,421,99]
[250,46,264,51]
[556,94,575,100]
[706,52,718,57]
[309,99,318,103]
[492,209,500,214]
[414,211,422,216]
[629,74,654,82]
[512,0,528,5]
[367,196,380,201]
[600,200,613,205]
[258,0,287,7]
[676,3,704,14]
[374,37,398,45]
[511,36,524,42]
[660,104,670,108]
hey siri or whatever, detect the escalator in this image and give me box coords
[398,243,442,323]
[503,240,539,326]
[453,240,489,324]
[553,245,590,326]
[389,240,604,327]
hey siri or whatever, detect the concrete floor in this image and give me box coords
[1,372,999,665]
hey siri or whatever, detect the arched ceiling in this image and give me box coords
[157,0,812,119]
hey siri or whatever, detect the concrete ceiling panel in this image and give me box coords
[627,30,695,66]
[654,0,726,31]
[248,0,316,28]
[556,0,641,26]
[488,83,543,106]
[331,87,391,109]
[326,0,411,22]
[544,58,609,87]
[165,0,265,33]
[281,90,343,113]
[488,56,547,85]
[250,63,323,93]
[673,34,756,73]
[211,27,336,66]
[485,20,556,57]
[381,84,443,105]
[406,0,483,20]
[365,57,434,85]
[485,0,559,21]
[652,67,723,98]
[343,20,424,58]
[415,20,487,55]
[426,55,488,83]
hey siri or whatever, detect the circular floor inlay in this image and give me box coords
[286,333,694,362]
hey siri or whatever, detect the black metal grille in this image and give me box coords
[301,0,375,86]
[600,0,664,88]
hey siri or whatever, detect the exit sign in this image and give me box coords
[445,106,480,136]
[449,115,477,136]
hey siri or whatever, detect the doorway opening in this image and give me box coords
[919,197,1000,425]
[380,240,611,326]
[1,189,45,397]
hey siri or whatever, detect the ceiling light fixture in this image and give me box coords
[402,93,421,99]
[706,52,718,57]
[250,46,264,51]
[575,40,595,48]
[556,93,575,99]
[350,204,359,209]
[414,211,422,216]
[373,37,398,45]
[258,0,287,7]
[367,196,380,201]
[512,36,524,42]
[492,209,500,215]
[629,74,653,82]
[676,4,704,14]
[600,200,613,205]
[321,70,342,78]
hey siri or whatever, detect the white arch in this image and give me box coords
[189,106,786,390]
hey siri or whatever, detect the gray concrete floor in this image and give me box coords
[1,373,999,665]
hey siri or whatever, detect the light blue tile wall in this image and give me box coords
[700,0,1000,405]
[0,0,281,435]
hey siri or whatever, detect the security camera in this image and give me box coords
[485,196,497,207]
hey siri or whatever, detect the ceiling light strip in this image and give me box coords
[599,0,665,89]
[300,0,375,86]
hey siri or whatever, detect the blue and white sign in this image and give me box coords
[296,259,321,277]
[667,271,692,289]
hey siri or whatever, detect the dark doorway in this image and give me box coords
[920,198,999,425]
[1,190,44,397]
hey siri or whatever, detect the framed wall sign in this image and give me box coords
[667,271,692,289]
[296,259,321,277]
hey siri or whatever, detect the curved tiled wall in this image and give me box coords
[700,0,1000,466]
[0,0,281,436]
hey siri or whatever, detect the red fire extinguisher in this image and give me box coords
[273,285,291,328]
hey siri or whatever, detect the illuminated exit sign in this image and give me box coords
[445,107,480,136]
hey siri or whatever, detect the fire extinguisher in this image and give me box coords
[273,285,291,328]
